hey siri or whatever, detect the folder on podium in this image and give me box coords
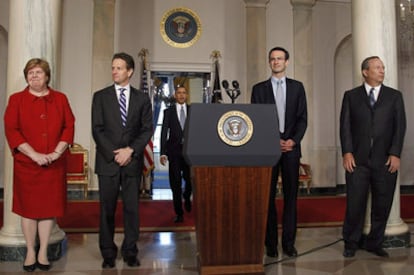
[183,103,280,275]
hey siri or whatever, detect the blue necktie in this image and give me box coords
[369,88,376,107]
[275,80,285,133]
[180,106,186,129]
[119,88,127,126]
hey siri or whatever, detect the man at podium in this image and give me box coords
[251,46,308,258]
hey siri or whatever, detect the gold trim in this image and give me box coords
[217,111,253,147]
[160,7,202,48]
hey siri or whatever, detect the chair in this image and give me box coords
[298,163,312,194]
[277,163,312,194]
[66,143,89,198]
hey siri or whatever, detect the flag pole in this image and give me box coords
[210,50,223,103]
[138,48,154,197]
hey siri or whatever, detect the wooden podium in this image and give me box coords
[184,104,280,275]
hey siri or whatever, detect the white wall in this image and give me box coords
[60,0,94,149]
[266,0,294,78]
[311,0,352,187]
[0,0,9,30]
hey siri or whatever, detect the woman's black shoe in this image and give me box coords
[23,263,36,272]
[36,261,51,271]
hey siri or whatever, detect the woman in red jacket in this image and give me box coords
[4,58,75,272]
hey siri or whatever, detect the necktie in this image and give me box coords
[369,88,376,107]
[275,80,285,133]
[119,88,127,127]
[180,106,186,129]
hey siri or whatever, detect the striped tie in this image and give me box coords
[119,88,127,126]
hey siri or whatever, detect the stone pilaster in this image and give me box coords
[244,0,270,101]
[290,0,316,163]
[89,0,116,187]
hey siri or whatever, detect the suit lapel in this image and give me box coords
[172,105,183,133]
[358,85,372,109]
[376,84,387,107]
[265,79,275,104]
[108,85,124,127]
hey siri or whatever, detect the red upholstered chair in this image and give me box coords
[298,163,312,194]
[66,143,89,198]
[277,163,312,194]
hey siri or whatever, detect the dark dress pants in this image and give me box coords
[168,154,192,216]
[342,164,397,250]
[98,172,140,259]
[265,152,300,252]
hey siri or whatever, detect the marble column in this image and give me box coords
[89,0,116,188]
[244,0,270,102]
[290,0,316,164]
[0,0,66,261]
[352,0,410,247]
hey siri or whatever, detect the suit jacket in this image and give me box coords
[251,77,307,156]
[160,104,188,158]
[92,84,153,176]
[340,84,406,167]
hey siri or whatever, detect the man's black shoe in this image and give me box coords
[367,248,389,257]
[343,248,356,258]
[102,258,115,269]
[184,199,192,212]
[283,247,298,257]
[266,248,278,258]
[123,256,141,267]
[174,215,184,223]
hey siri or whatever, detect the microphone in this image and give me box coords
[232,80,239,89]
[222,80,229,89]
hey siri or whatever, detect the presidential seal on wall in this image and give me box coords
[160,7,202,48]
[217,111,253,147]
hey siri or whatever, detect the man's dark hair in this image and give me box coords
[268,47,290,61]
[361,56,380,71]
[112,52,135,72]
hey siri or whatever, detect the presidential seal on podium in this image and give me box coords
[217,110,253,146]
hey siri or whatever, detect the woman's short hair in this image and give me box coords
[23,58,51,85]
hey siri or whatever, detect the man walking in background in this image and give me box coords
[160,85,192,223]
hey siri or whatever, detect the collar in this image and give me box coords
[176,103,186,108]
[114,83,130,92]
[25,86,53,102]
[364,83,381,93]
[271,76,286,84]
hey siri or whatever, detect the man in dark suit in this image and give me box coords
[251,47,307,258]
[92,52,153,268]
[340,56,406,258]
[160,85,192,223]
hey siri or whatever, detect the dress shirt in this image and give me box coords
[115,84,131,112]
[364,83,381,102]
[176,103,187,121]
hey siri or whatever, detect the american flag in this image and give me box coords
[212,60,222,103]
[141,60,154,176]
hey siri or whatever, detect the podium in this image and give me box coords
[183,104,280,275]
